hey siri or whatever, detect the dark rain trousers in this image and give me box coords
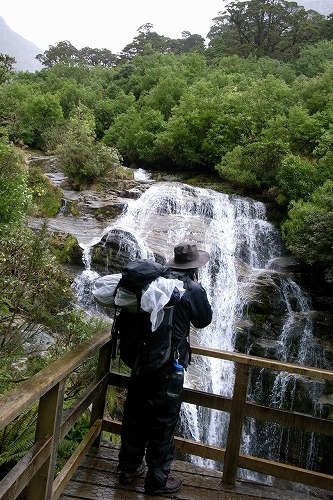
[118,363,182,489]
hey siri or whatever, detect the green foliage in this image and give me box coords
[0,53,15,84]
[27,166,62,217]
[48,233,80,264]
[294,66,333,116]
[0,225,74,347]
[20,92,64,149]
[36,41,118,69]
[282,181,333,281]
[56,413,90,472]
[57,141,122,189]
[0,407,37,468]
[50,102,122,189]
[262,105,325,156]
[103,107,165,165]
[51,309,107,356]
[207,0,325,61]
[216,140,289,192]
[0,139,31,226]
[276,155,319,204]
[294,40,333,77]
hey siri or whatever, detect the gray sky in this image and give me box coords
[1,0,227,53]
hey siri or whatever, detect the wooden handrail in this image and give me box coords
[0,333,332,499]
[191,345,333,381]
[0,331,112,500]
[0,330,111,430]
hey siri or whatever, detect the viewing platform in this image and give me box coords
[60,441,329,499]
[1,331,333,499]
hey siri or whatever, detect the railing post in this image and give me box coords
[90,337,113,446]
[26,379,66,500]
[222,362,250,485]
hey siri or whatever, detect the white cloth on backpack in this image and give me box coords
[141,277,185,331]
[92,273,121,305]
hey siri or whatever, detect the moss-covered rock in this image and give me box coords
[48,231,83,266]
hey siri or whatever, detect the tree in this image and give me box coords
[207,0,325,61]
[0,139,31,227]
[294,40,333,77]
[215,139,288,192]
[0,53,15,84]
[276,154,319,204]
[169,32,206,55]
[20,92,64,149]
[261,105,322,155]
[320,12,333,40]
[56,106,122,189]
[0,81,33,143]
[120,24,172,60]
[103,106,165,165]
[282,181,333,282]
[78,47,118,67]
[36,41,80,68]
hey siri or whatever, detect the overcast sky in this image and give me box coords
[1,0,227,53]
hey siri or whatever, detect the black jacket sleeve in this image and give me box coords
[186,281,212,328]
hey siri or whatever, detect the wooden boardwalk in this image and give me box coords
[60,442,331,500]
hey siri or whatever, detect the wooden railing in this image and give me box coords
[0,331,333,499]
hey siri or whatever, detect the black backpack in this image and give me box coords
[111,259,181,374]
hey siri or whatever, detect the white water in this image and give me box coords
[73,181,324,480]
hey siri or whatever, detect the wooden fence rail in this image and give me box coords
[0,331,332,499]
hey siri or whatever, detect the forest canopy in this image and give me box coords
[1,0,333,285]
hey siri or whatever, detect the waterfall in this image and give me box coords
[243,276,326,481]
[73,181,325,481]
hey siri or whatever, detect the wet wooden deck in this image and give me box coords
[60,442,331,500]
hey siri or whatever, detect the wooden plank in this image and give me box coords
[0,331,111,430]
[175,436,225,462]
[90,339,113,446]
[52,419,103,500]
[191,345,333,381]
[0,435,51,500]
[60,373,109,439]
[27,380,66,500]
[183,387,232,412]
[102,419,226,463]
[238,453,333,492]
[222,363,250,485]
[60,443,317,500]
[245,401,333,435]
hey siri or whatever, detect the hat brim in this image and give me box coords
[166,250,210,269]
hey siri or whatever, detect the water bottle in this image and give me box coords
[167,359,184,398]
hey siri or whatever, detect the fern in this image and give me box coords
[0,406,37,466]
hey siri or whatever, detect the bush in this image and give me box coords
[0,225,74,349]
[0,139,31,227]
[216,140,288,193]
[276,154,319,205]
[282,181,333,282]
[56,141,122,190]
[27,166,62,217]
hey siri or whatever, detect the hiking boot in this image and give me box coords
[119,463,145,485]
[144,475,182,495]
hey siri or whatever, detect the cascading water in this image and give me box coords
[73,180,326,483]
[243,275,326,484]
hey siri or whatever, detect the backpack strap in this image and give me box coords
[111,306,120,360]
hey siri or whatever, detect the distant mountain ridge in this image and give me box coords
[0,16,42,72]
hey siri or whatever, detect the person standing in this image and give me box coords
[117,241,213,495]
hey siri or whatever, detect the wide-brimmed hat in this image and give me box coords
[166,241,210,269]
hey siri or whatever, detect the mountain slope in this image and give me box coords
[0,16,42,72]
